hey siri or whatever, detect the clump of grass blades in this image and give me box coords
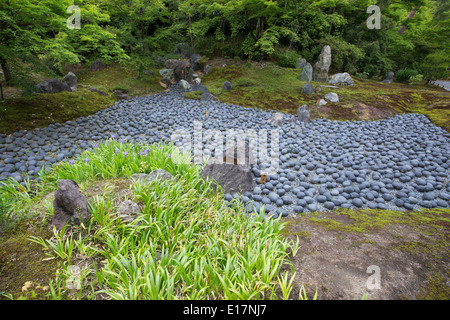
[42,138,185,185]
[0,177,34,225]
[28,140,301,300]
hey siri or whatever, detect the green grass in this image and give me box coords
[0,139,302,300]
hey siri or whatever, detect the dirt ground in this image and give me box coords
[281,210,450,300]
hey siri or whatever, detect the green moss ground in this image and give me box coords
[0,219,59,300]
[194,60,450,131]
[0,64,165,135]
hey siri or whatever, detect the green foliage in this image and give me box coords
[18,140,302,300]
[357,41,394,78]
[1,0,449,92]
[396,69,420,82]
[313,35,364,73]
[276,50,301,68]
[409,74,424,85]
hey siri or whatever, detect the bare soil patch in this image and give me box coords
[281,210,450,300]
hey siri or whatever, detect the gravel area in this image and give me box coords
[1,89,449,218]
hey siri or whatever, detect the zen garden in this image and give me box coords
[0,0,449,304]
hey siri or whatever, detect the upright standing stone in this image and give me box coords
[313,45,332,82]
[299,63,313,82]
[296,58,307,69]
[52,180,90,231]
[223,80,232,90]
[62,72,78,92]
[165,59,190,82]
[381,71,394,84]
[296,105,311,123]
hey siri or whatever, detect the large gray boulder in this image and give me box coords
[165,59,190,82]
[328,72,354,86]
[159,68,175,85]
[52,180,90,231]
[178,80,191,90]
[324,92,339,103]
[313,45,332,82]
[301,83,314,95]
[89,59,106,71]
[299,63,313,82]
[62,72,78,92]
[201,162,255,195]
[36,79,71,94]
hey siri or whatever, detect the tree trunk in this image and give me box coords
[398,6,419,35]
[0,57,11,84]
[245,9,257,41]
[328,7,336,35]
[188,14,194,50]
[0,82,4,100]
[140,8,145,54]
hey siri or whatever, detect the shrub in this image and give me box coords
[357,41,393,78]
[395,69,419,82]
[276,50,301,68]
[312,35,364,73]
[409,74,424,85]
[355,72,370,80]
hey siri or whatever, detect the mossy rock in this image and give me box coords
[183,90,203,100]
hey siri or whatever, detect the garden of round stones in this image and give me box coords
[1,88,449,218]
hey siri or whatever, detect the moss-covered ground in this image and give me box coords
[0,64,165,135]
[194,58,450,131]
